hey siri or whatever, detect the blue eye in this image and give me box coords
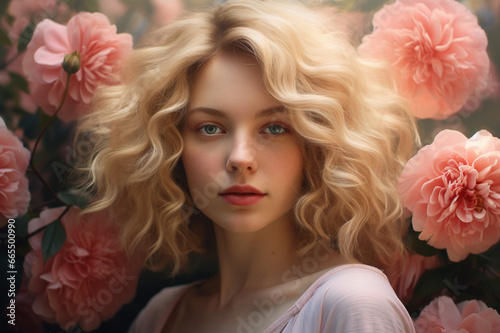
[199,124,221,135]
[263,124,287,135]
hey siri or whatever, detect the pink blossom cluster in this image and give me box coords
[359,0,490,119]
[415,296,500,332]
[398,130,500,262]
[23,12,133,122]
[0,117,31,223]
[24,206,141,331]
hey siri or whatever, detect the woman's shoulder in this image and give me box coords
[275,264,416,333]
[314,264,402,304]
[316,263,393,292]
[128,280,203,333]
[316,264,416,332]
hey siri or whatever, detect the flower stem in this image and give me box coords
[29,73,72,206]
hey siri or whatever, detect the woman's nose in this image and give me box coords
[226,135,258,174]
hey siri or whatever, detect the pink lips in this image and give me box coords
[219,185,266,206]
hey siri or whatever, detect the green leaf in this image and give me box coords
[0,28,11,46]
[41,218,66,263]
[17,20,35,53]
[57,190,89,209]
[9,72,29,94]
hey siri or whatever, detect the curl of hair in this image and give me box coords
[74,0,419,275]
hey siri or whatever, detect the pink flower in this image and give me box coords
[23,12,133,122]
[358,0,489,119]
[414,296,500,332]
[150,0,184,25]
[398,130,500,262]
[23,206,141,331]
[387,254,441,304]
[0,117,30,221]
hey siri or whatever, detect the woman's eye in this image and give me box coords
[199,124,222,135]
[263,124,287,135]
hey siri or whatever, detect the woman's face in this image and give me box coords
[181,52,304,233]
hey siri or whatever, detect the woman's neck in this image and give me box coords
[211,214,301,309]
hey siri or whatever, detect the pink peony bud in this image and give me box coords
[62,51,81,75]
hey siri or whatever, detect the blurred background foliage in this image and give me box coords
[0,0,499,332]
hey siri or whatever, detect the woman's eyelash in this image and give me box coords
[262,123,289,135]
[195,122,290,135]
[196,123,224,135]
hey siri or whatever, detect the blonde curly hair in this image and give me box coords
[74,0,419,275]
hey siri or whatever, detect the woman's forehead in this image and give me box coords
[187,52,279,113]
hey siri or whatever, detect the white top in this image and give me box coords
[129,264,416,332]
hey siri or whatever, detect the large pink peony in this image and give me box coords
[23,12,133,122]
[23,206,141,331]
[387,253,441,304]
[414,296,500,332]
[358,0,489,119]
[0,117,31,222]
[398,130,500,262]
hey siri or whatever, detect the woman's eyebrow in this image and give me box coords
[187,106,286,118]
[256,106,286,119]
[187,107,227,117]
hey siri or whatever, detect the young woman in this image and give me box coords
[76,0,419,332]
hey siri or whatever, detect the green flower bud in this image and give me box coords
[62,51,81,74]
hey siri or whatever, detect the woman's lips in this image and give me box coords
[219,193,266,206]
[219,185,266,206]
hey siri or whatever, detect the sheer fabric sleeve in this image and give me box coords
[274,265,416,333]
[318,268,416,333]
